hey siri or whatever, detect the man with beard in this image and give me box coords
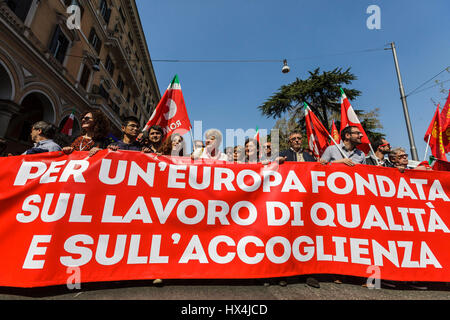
[320,126,366,166]
[140,125,164,153]
[366,138,394,167]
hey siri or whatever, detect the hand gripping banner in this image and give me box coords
[0,151,449,288]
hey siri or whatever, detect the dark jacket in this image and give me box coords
[279,148,316,162]
[365,155,395,167]
[113,140,142,151]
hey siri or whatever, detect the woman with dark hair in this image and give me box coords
[245,138,259,163]
[159,133,185,157]
[233,145,245,163]
[62,108,111,157]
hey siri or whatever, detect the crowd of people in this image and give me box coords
[1,107,437,173]
[1,108,442,290]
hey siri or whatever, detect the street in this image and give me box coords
[1,276,449,300]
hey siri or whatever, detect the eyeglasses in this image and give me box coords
[290,137,302,141]
[380,143,391,148]
[396,154,408,159]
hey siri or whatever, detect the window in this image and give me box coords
[88,28,102,54]
[99,84,109,100]
[119,7,126,25]
[128,32,134,48]
[99,0,111,25]
[105,55,115,77]
[117,75,124,93]
[79,64,91,89]
[49,25,70,64]
[6,0,33,22]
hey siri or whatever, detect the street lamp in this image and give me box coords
[282,59,290,74]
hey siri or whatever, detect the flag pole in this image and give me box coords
[327,134,349,159]
[368,144,381,166]
[423,134,431,161]
[189,126,195,154]
[304,102,348,160]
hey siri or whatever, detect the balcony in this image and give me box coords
[104,28,141,97]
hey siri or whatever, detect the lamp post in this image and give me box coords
[387,42,419,161]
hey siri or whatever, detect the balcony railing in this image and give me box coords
[104,28,141,97]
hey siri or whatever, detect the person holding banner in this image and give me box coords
[320,126,366,166]
[159,133,186,157]
[108,116,143,151]
[191,129,228,161]
[233,145,245,163]
[62,109,110,157]
[22,121,62,155]
[365,138,394,167]
[141,125,164,154]
[277,131,316,164]
[389,147,431,173]
[245,138,260,163]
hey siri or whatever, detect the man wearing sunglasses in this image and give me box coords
[366,138,394,167]
[389,147,432,172]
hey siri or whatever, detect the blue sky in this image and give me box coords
[136,0,449,160]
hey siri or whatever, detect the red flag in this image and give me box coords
[424,105,446,160]
[144,75,192,139]
[304,103,330,158]
[331,120,340,144]
[61,111,75,136]
[440,90,450,152]
[339,88,371,154]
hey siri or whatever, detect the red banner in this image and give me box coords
[0,151,449,288]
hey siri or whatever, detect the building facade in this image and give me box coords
[0,0,160,154]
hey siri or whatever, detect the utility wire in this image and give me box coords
[405,66,450,97]
[407,78,450,97]
[152,47,387,63]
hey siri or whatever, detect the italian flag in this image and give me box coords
[254,126,260,143]
[61,111,75,136]
[144,75,192,139]
[339,88,371,154]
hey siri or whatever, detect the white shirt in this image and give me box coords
[192,147,228,161]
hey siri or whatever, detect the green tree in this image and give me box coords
[259,67,384,144]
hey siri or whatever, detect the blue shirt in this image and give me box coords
[114,140,142,151]
[23,139,62,155]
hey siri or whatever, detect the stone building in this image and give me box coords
[0,0,160,154]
